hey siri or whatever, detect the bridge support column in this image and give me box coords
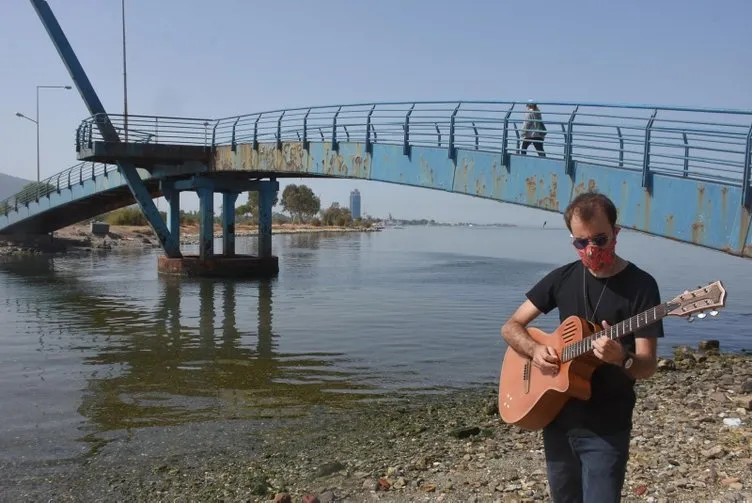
[222,192,238,256]
[198,187,214,260]
[258,180,278,259]
[157,175,279,278]
[163,185,181,246]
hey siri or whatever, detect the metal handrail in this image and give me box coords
[5,100,752,219]
[71,102,752,190]
[0,162,117,217]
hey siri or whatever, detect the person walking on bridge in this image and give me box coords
[521,101,547,157]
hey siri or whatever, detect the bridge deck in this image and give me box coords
[78,141,211,165]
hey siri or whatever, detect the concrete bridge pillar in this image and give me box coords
[157,175,279,278]
[257,180,278,259]
[198,187,215,260]
[222,193,239,256]
[163,185,181,246]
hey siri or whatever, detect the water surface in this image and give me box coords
[0,225,749,468]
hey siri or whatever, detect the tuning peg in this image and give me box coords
[696,312,707,319]
[709,310,719,316]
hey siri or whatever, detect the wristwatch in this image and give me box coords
[622,352,634,370]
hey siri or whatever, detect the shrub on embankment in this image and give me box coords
[98,206,200,226]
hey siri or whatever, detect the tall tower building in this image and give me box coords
[349,189,361,219]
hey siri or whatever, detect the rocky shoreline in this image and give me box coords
[179,225,380,246]
[0,224,377,257]
[5,345,750,502]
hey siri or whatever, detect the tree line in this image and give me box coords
[93,183,371,228]
[238,183,369,228]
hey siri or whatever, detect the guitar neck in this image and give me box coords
[562,302,669,362]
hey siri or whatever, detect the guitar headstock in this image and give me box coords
[666,280,727,321]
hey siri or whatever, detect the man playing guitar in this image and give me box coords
[501,191,664,503]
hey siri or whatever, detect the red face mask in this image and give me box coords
[577,237,616,272]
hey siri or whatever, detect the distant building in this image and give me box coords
[349,189,361,219]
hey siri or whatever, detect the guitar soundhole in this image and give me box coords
[561,319,578,344]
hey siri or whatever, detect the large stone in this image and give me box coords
[698,340,720,351]
[90,221,109,236]
[273,493,292,503]
[732,395,752,410]
[657,359,676,371]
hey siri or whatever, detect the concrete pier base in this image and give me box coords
[157,254,279,278]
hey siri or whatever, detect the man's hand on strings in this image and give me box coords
[592,320,625,365]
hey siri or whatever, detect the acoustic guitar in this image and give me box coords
[498,280,727,430]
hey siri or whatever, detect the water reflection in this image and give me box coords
[0,257,380,456]
[76,276,378,441]
[285,233,323,250]
[153,276,275,358]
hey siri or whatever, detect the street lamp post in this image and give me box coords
[15,84,72,184]
[122,0,128,142]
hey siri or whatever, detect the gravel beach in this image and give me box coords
[3,346,750,503]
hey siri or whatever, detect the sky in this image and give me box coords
[1,0,751,225]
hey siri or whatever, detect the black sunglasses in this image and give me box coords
[571,233,609,250]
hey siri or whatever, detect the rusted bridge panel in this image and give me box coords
[370,145,453,190]
[214,142,371,179]
[453,152,572,212]
[212,141,750,259]
[573,162,750,257]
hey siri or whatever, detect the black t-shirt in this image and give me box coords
[525,260,664,434]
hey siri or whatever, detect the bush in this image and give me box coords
[320,203,353,227]
[103,207,148,225]
[180,211,199,225]
[101,207,168,226]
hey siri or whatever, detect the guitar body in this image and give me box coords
[498,315,604,430]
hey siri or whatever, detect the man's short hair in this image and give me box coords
[563,191,618,231]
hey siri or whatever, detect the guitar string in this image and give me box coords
[568,269,671,360]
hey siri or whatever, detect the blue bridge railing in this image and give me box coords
[74,101,752,202]
[0,162,116,217]
[3,101,752,218]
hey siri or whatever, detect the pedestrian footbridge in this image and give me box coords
[1,101,750,260]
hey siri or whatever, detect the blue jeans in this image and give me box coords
[543,427,630,503]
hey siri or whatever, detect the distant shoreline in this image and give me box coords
[0,222,566,257]
[0,222,378,257]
